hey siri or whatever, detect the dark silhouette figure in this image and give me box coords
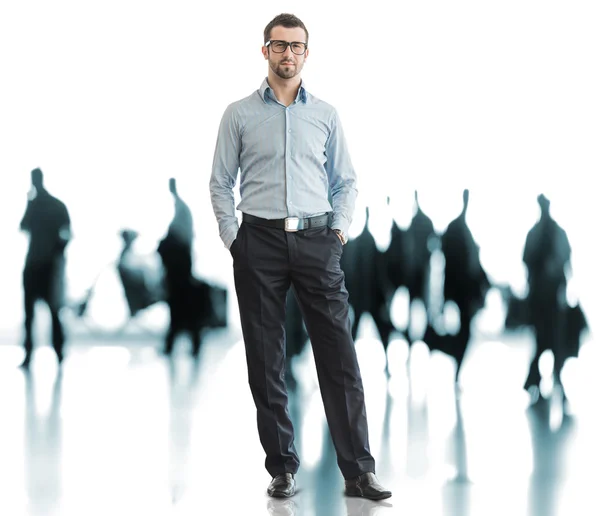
[117,229,163,317]
[522,194,571,400]
[19,168,71,368]
[74,229,164,329]
[157,178,200,356]
[437,189,490,383]
[340,207,396,375]
[384,198,410,299]
[404,191,437,330]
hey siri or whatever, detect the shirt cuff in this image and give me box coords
[330,216,350,238]
[223,224,239,250]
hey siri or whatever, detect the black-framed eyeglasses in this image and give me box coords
[266,40,308,55]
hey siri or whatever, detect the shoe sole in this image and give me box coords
[345,488,392,501]
[267,485,296,498]
[268,489,296,498]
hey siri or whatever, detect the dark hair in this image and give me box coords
[264,13,309,45]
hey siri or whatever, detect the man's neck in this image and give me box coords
[267,74,302,106]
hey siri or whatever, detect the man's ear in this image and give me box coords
[262,46,268,60]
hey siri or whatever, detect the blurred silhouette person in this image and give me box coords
[77,229,165,323]
[383,195,416,347]
[384,196,409,298]
[438,189,489,383]
[169,178,195,269]
[340,207,395,376]
[157,178,200,356]
[404,191,436,326]
[522,194,571,401]
[117,229,163,317]
[19,168,71,368]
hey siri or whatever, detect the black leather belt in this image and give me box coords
[242,213,331,232]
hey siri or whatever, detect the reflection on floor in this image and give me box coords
[0,323,597,516]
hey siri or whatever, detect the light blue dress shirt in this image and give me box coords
[209,78,358,249]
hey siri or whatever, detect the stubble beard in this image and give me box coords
[271,59,302,80]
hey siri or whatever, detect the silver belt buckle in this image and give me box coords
[284,217,301,232]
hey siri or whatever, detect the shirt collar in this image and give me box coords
[259,77,308,104]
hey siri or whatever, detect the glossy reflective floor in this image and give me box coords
[0,318,598,516]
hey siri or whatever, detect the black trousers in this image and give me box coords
[525,300,567,389]
[23,260,65,357]
[231,221,376,479]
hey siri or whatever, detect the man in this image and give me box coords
[19,167,71,368]
[209,13,391,500]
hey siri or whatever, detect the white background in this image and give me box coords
[0,0,598,337]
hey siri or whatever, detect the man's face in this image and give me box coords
[262,26,309,80]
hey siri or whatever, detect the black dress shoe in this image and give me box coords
[267,473,296,498]
[345,472,392,500]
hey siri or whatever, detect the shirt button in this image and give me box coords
[288,129,291,133]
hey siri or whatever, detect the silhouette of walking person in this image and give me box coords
[340,207,395,376]
[523,194,572,402]
[157,178,200,356]
[19,168,71,368]
[439,189,489,383]
[404,191,436,331]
